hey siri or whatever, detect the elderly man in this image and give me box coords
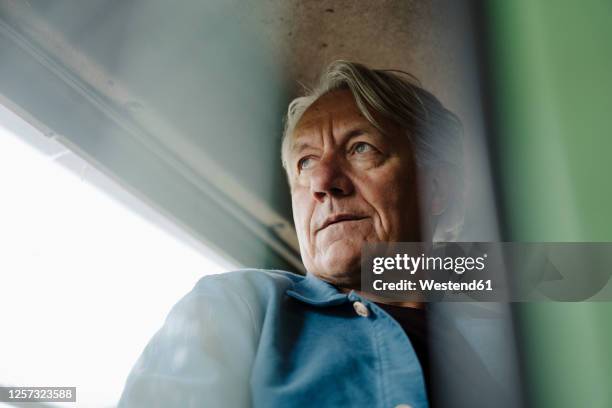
[119,61,468,408]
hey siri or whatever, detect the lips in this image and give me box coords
[316,214,368,232]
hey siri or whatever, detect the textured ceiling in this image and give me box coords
[257,0,474,115]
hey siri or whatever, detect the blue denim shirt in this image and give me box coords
[118,269,430,408]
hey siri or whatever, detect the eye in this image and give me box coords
[297,156,315,171]
[351,142,375,154]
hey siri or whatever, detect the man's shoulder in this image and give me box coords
[159,269,304,343]
[119,270,298,407]
[187,269,304,312]
[194,268,303,293]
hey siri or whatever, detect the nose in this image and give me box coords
[310,157,354,202]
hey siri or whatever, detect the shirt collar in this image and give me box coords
[285,273,349,307]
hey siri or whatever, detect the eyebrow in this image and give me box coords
[289,140,313,157]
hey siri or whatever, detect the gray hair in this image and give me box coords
[281,60,465,240]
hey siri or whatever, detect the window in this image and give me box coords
[0,104,237,407]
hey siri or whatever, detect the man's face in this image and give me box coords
[287,89,422,286]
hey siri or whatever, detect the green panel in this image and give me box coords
[488,0,612,407]
[489,0,612,241]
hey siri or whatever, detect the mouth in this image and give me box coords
[317,214,369,233]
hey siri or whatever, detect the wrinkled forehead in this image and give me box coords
[289,90,377,154]
[293,90,365,135]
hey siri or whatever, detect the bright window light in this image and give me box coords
[0,104,237,407]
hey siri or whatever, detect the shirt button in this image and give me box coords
[353,301,370,317]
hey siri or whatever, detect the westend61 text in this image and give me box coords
[373,279,493,292]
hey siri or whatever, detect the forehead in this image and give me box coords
[294,89,366,134]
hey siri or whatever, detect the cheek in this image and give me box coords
[371,189,402,232]
[291,190,313,239]
[361,167,416,235]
